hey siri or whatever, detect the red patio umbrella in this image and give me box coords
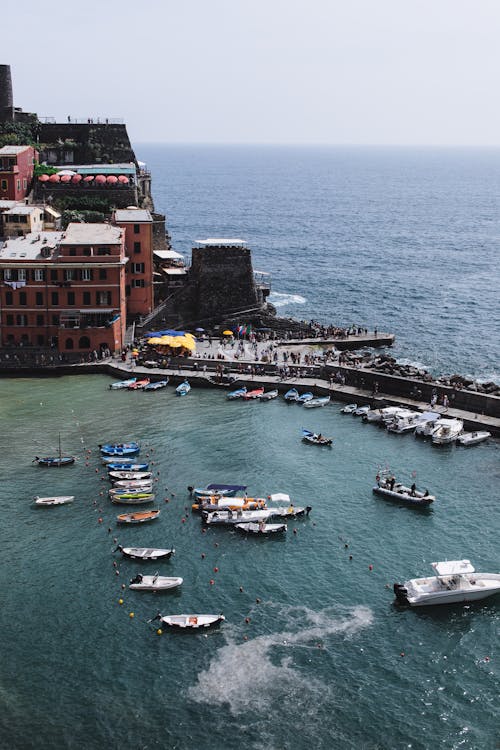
[94,175,106,184]
[118,175,129,183]
[49,173,60,182]
[71,174,83,183]
[83,175,94,182]
[106,175,118,184]
[60,175,72,182]
[38,174,50,182]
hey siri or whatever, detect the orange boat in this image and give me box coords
[243,387,265,400]
[116,509,160,524]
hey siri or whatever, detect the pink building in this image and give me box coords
[0,145,37,201]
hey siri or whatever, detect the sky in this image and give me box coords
[4,0,500,145]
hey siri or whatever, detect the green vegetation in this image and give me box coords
[0,120,38,148]
[55,195,112,214]
[61,209,107,229]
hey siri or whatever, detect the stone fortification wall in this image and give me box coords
[190,245,260,320]
[33,183,138,210]
[38,123,135,164]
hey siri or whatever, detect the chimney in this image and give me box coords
[0,64,14,123]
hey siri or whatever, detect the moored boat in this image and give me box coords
[108,470,153,481]
[373,476,434,507]
[243,387,265,400]
[297,392,314,404]
[128,378,150,390]
[149,613,225,630]
[202,508,275,525]
[100,442,140,457]
[109,377,136,390]
[111,494,155,505]
[190,483,247,500]
[143,379,169,391]
[111,479,154,490]
[236,521,287,535]
[176,380,191,396]
[284,388,299,402]
[431,418,464,445]
[340,403,357,414]
[116,509,160,524]
[105,461,149,471]
[193,496,266,513]
[258,389,279,400]
[457,431,491,446]
[393,560,500,607]
[354,405,370,416]
[129,574,183,591]
[34,434,75,467]
[303,396,330,408]
[114,545,175,561]
[227,386,247,400]
[33,495,74,506]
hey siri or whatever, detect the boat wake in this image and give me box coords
[268,292,307,308]
[188,604,373,715]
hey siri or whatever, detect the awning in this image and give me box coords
[154,249,184,260]
[44,207,61,218]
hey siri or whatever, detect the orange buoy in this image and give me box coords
[98,517,103,523]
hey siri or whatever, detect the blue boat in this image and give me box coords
[34,434,75,467]
[297,392,314,404]
[109,378,137,390]
[176,380,191,396]
[144,379,169,391]
[227,386,247,400]
[191,483,248,500]
[100,442,140,457]
[106,462,149,472]
[284,388,299,402]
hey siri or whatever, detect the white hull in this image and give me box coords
[117,546,175,560]
[158,614,225,629]
[457,431,491,446]
[303,396,330,408]
[394,561,500,607]
[34,495,74,506]
[129,575,183,591]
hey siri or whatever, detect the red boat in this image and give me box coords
[128,378,150,390]
[243,387,265,400]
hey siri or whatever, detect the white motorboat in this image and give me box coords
[284,388,299,402]
[394,560,500,607]
[227,387,247,400]
[191,483,247,500]
[175,380,191,396]
[33,495,74,506]
[340,403,357,414]
[149,613,225,629]
[236,522,287,535]
[111,479,154,490]
[373,477,434,507]
[354,404,370,416]
[108,470,153,482]
[115,546,175,560]
[109,378,136,390]
[364,406,401,423]
[258,389,279,400]
[431,418,463,445]
[457,431,491,447]
[202,509,275,525]
[386,411,422,433]
[303,396,330,408]
[414,412,441,436]
[267,493,312,517]
[129,574,183,591]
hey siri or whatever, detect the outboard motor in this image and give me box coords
[393,583,408,602]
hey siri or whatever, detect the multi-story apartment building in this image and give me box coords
[114,208,154,317]
[0,145,37,201]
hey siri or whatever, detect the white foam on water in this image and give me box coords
[188,604,373,715]
[268,292,307,308]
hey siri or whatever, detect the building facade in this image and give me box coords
[0,223,127,353]
[0,145,37,202]
[114,208,154,318]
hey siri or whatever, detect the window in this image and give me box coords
[36,314,45,326]
[99,269,107,280]
[67,291,75,305]
[16,314,27,326]
[18,269,27,281]
[52,314,59,326]
[3,269,12,280]
[79,336,91,349]
[34,269,45,281]
[133,224,140,234]
[83,291,91,305]
[50,270,58,282]
[96,291,111,306]
[35,292,43,305]
[69,248,77,257]
[5,291,13,305]
[37,334,45,346]
[6,314,14,325]
[19,292,27,305]
[23,178,27,190]
[1,179,7,191]
[125,284,131,297]
[97,247,110,256]
[81,268,92,281]
[132,263,145,274]
[83,248,91,256]
[131,279,145,288]
[16,179,21,191]
[133,241,141,254]
[65,338,74,350]
[65,269,75,281]
[51,292,59,305]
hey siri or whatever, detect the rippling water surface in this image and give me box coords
[0,376,498,749]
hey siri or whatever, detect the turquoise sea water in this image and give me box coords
[0,375,498,749]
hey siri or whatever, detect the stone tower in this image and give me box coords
[0,64,14,122]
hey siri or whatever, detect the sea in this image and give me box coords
[1,146,499,750]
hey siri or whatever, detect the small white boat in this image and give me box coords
[413,412,441,435]
[394,560,500,607]
[143,380,169,391]
[354,404,371,416]
[129,574,183,591]
[431,418,464,445]
[303,396,330,408]
[297,392,314,404]
[109,487,154,496]
[386,411,422,433]
[457,431,491,447]
[302,428,333,446]
[33,495,74,506]
[284,388,299,402]
[258,389,279,400]
[111,479,154,490]
[176,380,191,396]
[227,387,247,400]
[109,471,153,482]
[236,522,287,535]
[109,378,136,390]
[267,493,312,518]
[149,613,225,630]
[203,509,275,525]
[115,546,175,561]
[340,403,357,414]
[364,406,401,423]
[116,510,160,524]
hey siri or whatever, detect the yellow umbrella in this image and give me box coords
[147,337,163,345]
[222,330,233,336]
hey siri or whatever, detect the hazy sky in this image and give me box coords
[4,0,500,145]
